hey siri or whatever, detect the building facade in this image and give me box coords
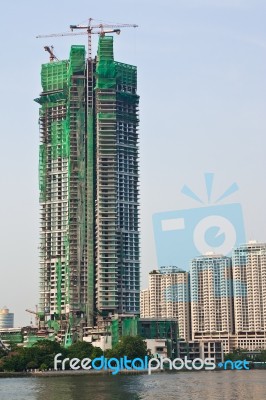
[139,318,179,358]
[178,340,223,364]
[233,241,266,350]
[140,288,150,318]
[0,308,14,329]
[141,268,190,341]
[191,254,234,353]
[36,36,139,338]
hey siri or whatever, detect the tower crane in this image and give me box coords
[36,18,138,61]
[25,306,39,328]
[44,45,59,62]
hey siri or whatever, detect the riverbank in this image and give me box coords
[0,369,156,378]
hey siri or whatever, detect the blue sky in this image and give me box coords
[0,0,266,325]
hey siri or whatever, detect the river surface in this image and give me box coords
[0,371,266,400]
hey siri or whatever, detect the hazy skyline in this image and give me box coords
[1,0,266,326]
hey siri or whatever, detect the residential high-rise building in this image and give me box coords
[140,289,150,318]
[141,268,190,341]
[233,241,266,350]
[36,35,139,338]
[148,270,163,317]
[191,254,234,353]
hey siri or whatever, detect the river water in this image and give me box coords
[0,371,265,400]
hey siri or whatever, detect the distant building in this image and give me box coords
[138,318,179,358]
[159,266,185,274]
[0,307,14,329]
[140,288,150,318]
[140,268,190,341]
[233,241,266,350]
[178,340,223,364]
[190,254,234,353]
[83,315,178,356]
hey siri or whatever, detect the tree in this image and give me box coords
[1,353,27,372]
[67,341,94,360]
[0,347,7,359]
[225,348,247,361]
[32,339,62,354]
[40,363,48,371]
[254,350,266,362]
[26,360,38,370]
[24,339,65,369]
[110,336,147,359]
[91,346,103,359]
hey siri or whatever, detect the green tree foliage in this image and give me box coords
[67,341,96,360]
[108,336,147,359]
[225,348,247,361]
[0,339,103,372]
[225,348,266,362]
[39,363,48,371]
[0,347,7,358]
[26,360,38,370]
[0,351,27,372]
[91,346,103,359]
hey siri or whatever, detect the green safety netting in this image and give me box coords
[97,112,116,119]
[47,320,60,332]
[116,62,137,85]
[35,91,67,105]
[122,318,138,336]
[39,144,46,201]
[138,320,178,340]
[111,319,119,347]
[51,120,69,159]
[41,61,68,92]
[56,260,62,315]
[68,45,86,77]
[95,36,116,89]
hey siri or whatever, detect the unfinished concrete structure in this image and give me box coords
[36,36,139,343]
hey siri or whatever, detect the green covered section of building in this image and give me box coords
[110,316,179,348]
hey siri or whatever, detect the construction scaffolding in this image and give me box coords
[35,34,140,343]
[35,45,92,344]
[95,37,140,317]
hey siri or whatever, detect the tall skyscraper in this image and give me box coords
[141,268,190,341]
[191,254,234,353]
[36,35,139,338]
[233,241,266,350]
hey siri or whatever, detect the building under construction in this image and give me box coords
[35,29,140,343]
